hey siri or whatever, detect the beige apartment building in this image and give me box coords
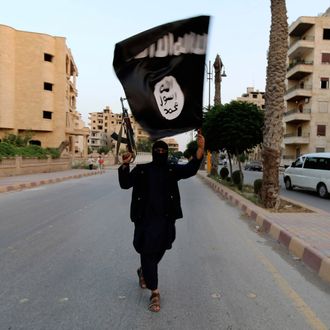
[88,106,178,153]
[88,106,148,152]
[0,24,89,155]
[237,87,265,109]
[283,8,330,164]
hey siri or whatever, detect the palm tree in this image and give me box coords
[261,0,288,208]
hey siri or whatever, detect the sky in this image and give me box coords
[1,0,330,150]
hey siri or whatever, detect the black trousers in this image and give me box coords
[140,250,166,291]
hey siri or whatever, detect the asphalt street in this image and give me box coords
[0,170,329,330]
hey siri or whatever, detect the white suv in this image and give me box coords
[283,152,330,198]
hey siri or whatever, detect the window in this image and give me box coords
[304,157,317,169]
[318,101,328,113]
[44,53,53,62]
[320,78,329,89]
[316,147,325,153]
[43,111,52,119]
[29,140,41,146]
[44,82,53,91]
[318,158,330,170]
[293,157,304,168]
[323,29,330,40]
[322,53,330,63]
[317,125,326,136]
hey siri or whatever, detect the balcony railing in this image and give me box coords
[286,84,312,94]
[284,108,311,116]
[289,35,315,48]
[287,60,313,71]
[284,133,309,138]
[283,133,310,145]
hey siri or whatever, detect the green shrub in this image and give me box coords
[0,142,16,157]
[254,179,263,195]
[219,166,229,179]
[46,148,60,159]
[19,145,48,159]
[0,141,62,159]
[232,170,243,190]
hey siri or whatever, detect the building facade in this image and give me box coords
[88,106,178,153]
[0,24,89,156]
[237,87,265,109]
[283,8,330,164]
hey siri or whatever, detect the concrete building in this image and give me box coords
[0,24,89,156]
[162,137,179,153]
[88,106,178,153]
[237,87,265,109]
[283,8,330,164]
[88,106,149,152]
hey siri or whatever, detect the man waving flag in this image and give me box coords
[113,16,210,140]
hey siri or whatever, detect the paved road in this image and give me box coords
[0,170,329,329]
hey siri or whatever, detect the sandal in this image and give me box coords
[137,268,147,289]
[148,292,160,312]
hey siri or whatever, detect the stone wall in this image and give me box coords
[0,157,71,177]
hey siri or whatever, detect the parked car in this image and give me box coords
[168,156,179,165]
[219,159,228,166]
[283,152,330,198]
[244,161,262,171]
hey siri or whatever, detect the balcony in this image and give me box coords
[288,36,314,58]
[289,18,314,37]
[283,133,310,145]
[287,60,313,80]
[283,108,311,124]
[284,84,312,102]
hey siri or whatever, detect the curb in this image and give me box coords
[0,170,105,194]
[197,172,330,284]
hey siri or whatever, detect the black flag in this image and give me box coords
[113,16,210,140]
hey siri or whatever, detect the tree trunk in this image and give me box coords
[261,0,288,208]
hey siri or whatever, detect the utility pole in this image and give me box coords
[205,60,213,111]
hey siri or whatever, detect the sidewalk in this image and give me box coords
[0,168,108,193]
[197,171,330,285]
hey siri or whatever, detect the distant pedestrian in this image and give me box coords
[88,157,94,170]
[98,156,104,170]
[118,130,205,312]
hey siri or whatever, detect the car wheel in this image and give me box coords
[284,177,292,190]
[317,183,328,198]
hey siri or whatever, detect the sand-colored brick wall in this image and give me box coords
[0,24,87,155]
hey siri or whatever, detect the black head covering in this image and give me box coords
[152,140,168,165]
